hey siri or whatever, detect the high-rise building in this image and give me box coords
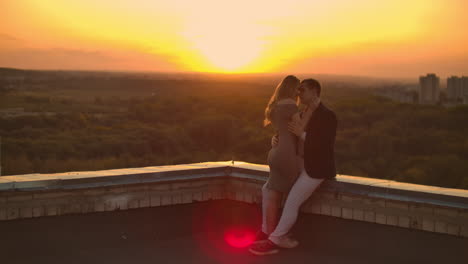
[447,76,468,104]
[419,73,440,104]
[462,76,468,102]
[447,76,463,100]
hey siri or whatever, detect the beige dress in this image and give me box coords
[266,101,300,193]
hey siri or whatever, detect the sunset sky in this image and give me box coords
[1,0,467,78]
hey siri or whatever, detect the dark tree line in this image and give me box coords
[1,83,467,190]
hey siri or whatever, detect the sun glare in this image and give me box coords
[181,14,271,73]
[187,35,264,73]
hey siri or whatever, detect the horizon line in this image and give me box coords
[0,66,426,82]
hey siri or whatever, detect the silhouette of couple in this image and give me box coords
[249,76,337,255]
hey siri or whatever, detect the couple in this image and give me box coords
[249,76,337,255]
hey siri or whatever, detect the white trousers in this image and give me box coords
[269,169,323,240]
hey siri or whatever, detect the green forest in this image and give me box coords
[1,72,467,190]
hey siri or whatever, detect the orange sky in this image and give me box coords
[1,0,467,78]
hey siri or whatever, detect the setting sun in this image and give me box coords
[182,19,269,73]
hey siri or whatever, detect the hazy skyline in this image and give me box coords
[1,0,467,78]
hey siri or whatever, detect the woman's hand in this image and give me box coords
[271,134,279,147]
[288,120,305,137]
[292,112,301,123]
[289,109,311,137]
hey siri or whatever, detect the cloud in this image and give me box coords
[285,41,468,79]
[0,47,180,72]
[0,33,25,49]
[0,33,20,41]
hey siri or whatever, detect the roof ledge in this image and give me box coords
[1,161,467,237]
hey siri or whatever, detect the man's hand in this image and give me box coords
[271,134,279,147]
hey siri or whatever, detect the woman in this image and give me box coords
[258,75,301,240]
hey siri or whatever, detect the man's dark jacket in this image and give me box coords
[303,103,337,179]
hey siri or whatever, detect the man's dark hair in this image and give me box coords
[301,78,321,96]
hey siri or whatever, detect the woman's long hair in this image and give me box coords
[264,75,300,127]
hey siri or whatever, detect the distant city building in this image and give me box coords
[447,76,468,104]
[419,73,440,104]
[375,85,417,103]
[447,76,462,100]
[463,77,468,104]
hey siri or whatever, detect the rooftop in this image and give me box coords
[1,161,467,263]
[2,200,467,264]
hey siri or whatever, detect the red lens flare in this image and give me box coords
[224,228,256,248]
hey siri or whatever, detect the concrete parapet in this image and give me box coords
[0,161,467,238]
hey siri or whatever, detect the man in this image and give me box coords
[249,78,338,255]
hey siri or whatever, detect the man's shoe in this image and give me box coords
[252,231,268,244]
[248,240,280,256]
[270,235,299,249]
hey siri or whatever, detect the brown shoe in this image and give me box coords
[248,240,280,256]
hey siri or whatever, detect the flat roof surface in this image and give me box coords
[1,200,467,264]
